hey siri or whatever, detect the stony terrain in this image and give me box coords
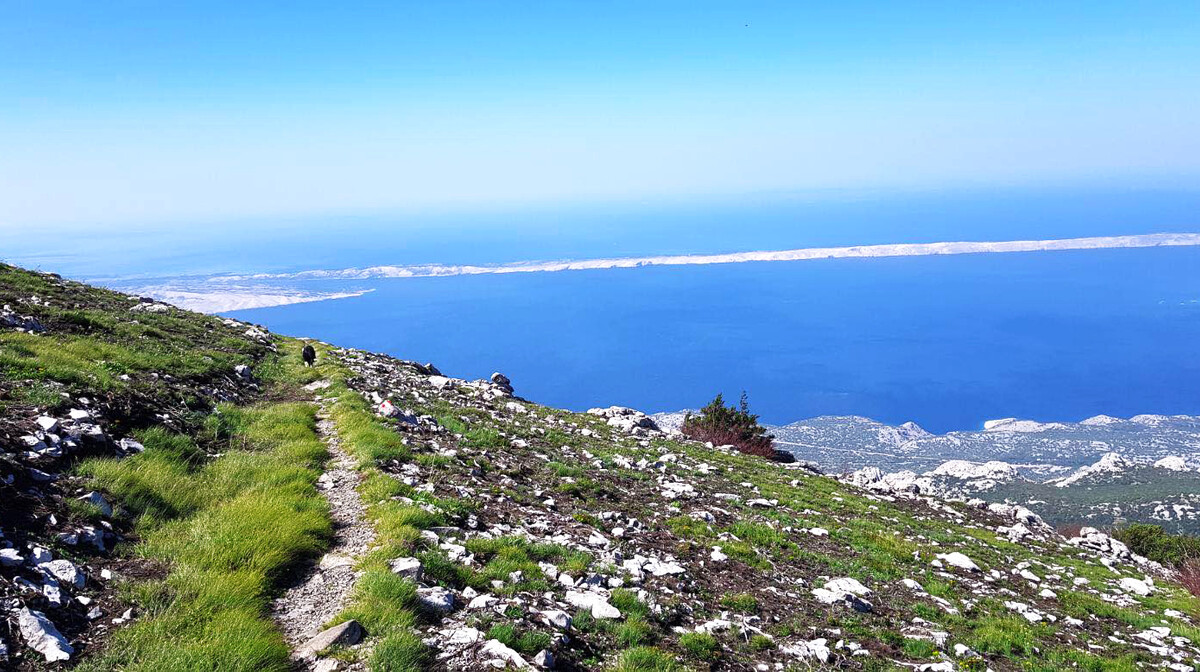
[760,415,1200,533]
[3,262,1200,671]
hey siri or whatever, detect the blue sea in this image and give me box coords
[9,187,1200,433]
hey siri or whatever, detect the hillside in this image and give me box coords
[2,263,1200,671]
[772,415,1200,534]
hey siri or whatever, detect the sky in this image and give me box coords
[2,1,1199,231]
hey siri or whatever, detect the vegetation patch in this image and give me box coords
[681,392,775,459]
[77,398,329,671]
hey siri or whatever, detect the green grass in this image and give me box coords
[613,646,685,671]
[0,265,262,396]
[678,632,718,660]
[0,330,238,391]
[616,615,655,647]
[77,399,330,672]
[315,353,444,670]
[463,425,505,448]
[719,593,758,613]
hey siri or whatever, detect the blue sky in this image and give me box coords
[2,1,1199,230]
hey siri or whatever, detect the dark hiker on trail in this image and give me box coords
[302,343,316,367]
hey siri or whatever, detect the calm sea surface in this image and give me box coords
[9,187,1200,432]
[230,245,1200,433]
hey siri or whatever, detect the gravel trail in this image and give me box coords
[271,400,373,668]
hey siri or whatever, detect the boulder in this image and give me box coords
[78,491,113,517]
[586,406,661,434]
[480,638,529,668]
[1119,577,1154,597]
[783,637,831,663]
[533,649,555,668]
[565,590,621,619]
[490,372,514,394]
[540,609,571,630]
[812,577,873,612]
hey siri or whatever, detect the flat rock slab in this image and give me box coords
[296,620,363,659]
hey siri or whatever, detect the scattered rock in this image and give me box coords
[389,556,423,581]
[936,552,981,572]
[18,608,73,662]
[417,586,457,614]
[480,638,529,668]
[296,620,363,659]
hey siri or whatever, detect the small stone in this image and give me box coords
[313,659,341,672]
[296,620,363,659]
[540,609,571,630]
[533,649,555,668]
[41,559,85,588]
[18,608,73,662]
[388,557,423,581]
[78,491,113,517]
[417,586,456,614]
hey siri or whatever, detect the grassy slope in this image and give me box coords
[0,264,333,670]
[77,399,330,670]
[330,348,1200,671]
[4,263,1200,671]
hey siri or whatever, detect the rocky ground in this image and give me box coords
[0,265,274,668]
[4,263,1200,671]
[304,345,1200,670]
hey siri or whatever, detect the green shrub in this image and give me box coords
[1112,524,1200,568]
[681,392,775,459]
[748,634,774,651]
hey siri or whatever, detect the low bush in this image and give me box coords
[681,392,775,459]
[1112,523,1200,568]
